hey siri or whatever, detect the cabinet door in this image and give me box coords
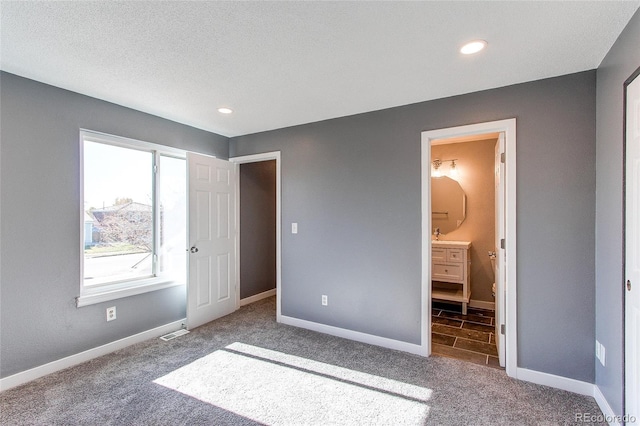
[432,262,463,281]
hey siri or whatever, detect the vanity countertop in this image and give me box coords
[431,240,472,249]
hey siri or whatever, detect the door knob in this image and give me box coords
[190,246,199,253]
[628,280,632,291]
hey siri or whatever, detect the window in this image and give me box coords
[78,130,186,307]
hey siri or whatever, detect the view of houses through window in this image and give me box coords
[83,136,186,290]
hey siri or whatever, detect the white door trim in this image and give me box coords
[495,132,506,367]
[421,118,517,377]
[624,67,640,421]
[230,152,282,322]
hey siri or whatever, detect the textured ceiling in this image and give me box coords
[1,1,639,137]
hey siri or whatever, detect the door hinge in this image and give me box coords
[500,238,506,249]
[501,324,505,335]
[500,152,506,163]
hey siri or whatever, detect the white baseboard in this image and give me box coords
[468,299,495,311]
[516,367,594,396]
[279,315,426,356]
[240,288,276,306]
[593,385,623,426]
[0,319,185,392]
[2,311,616,424]
[517,372,624,425]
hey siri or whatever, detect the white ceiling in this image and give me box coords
[1,1,638,137]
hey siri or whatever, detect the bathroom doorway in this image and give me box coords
[421,119,517,377]
[430,134,500,368]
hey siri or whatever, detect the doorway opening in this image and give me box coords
[430,134,501,368]
[421,119,517,377]
[185,151,281,329]
[231,152,282,321]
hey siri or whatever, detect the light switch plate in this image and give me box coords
[292,223,298,234]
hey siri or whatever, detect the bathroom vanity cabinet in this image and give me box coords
[431,241,472,314]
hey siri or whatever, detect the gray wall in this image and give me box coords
[239,160,276,299]
[1,64,604,386]
[0,72,228,377]
[231,71,597,382]
[595,9,640,416]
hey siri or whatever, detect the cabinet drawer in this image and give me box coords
[447,249,464,262]
[432,262,463,281]
[432,248,446,262]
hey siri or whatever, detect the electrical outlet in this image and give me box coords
[292,223,298,234]
[106,306,116,322]
[321,295,328,306]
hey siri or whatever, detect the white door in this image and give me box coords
[495,132,506,367]
[625,71,640,421]
[187,152,237,330]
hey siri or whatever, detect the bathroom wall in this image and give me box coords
[431,139,496,304]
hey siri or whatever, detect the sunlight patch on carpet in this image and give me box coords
[154,342,431,425]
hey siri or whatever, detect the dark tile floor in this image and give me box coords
[431,301,502,369]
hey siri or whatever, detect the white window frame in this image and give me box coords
[77,130,187,307]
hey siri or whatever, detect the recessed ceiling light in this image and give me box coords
[218,107,233,114]
[460,40,487,55]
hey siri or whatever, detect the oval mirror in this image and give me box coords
[431,176,466,234]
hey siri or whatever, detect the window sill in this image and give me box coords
[76,278,185,307]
